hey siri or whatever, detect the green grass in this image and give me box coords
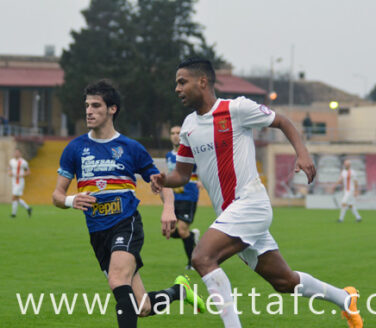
[1,204,375,327]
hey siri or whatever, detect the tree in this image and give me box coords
[368,84,376,101]
[59,0,223,144]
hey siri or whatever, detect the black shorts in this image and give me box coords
[174,200,197,224]
[90,211,144,274]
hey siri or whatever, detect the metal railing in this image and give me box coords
[253,127,376,144]
[0,124,43,137]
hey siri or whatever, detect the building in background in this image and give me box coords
[0,54,66,137]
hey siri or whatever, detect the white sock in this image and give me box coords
[202,268,242,328]
[296,271,349,310]
[351,206,361,220]
[18,199,30,209]
[339,206,347,221]
[12,201,18,215]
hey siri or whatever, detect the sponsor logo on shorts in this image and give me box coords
[92,197,122,216]
[115,237,125,245]
[214,220,229,224]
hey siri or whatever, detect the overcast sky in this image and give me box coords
[0,0,374,97]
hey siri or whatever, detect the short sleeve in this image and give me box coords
[134,142,159,182]
[176,119,195,165]
[58,142,76,180]
[235,97,276,128]
[23,160,29,170]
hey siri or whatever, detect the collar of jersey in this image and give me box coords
[88,130,120,143]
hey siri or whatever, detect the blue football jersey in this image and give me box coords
[166,150,199,202]
[58,132,159,232]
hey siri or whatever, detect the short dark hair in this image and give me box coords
[84,79,121,121]
[178,57,216,86]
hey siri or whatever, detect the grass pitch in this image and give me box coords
[0,204,375,327]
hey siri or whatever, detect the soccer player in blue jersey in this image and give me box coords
[52,80,205,328]
[166,125,200,270]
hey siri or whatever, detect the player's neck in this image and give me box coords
[90,125,117,140]
[173,145,179,152]
[196,94,217,115]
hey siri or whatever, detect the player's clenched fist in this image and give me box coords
[150,173,166,193]
[73,192,96,211]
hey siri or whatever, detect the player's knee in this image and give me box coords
[177,225,189,238]
[271,276,298,293]
[108,270,133,290]
[191,252,216,273]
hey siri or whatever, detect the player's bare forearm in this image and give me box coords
[52,175,72,209]
[160,188,177,239]
[270,113,316,183]
[52,175,96,211]
[160,188,175,208]
[270,114,308,156]
[151,162,193,193]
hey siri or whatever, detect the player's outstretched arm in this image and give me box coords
[270,113,316,184]
[151,162,194,193]
[159,188,177,239]
[52,175,96,211]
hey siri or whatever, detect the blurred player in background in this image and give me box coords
[151,58,363,328]
[8,148,32,218]
[332,159,362,222]
[166,125,201,270]
[52,80,205,328]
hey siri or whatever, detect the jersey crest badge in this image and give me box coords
[111,146,124,160]
[96,179,107,190]
[218,119,229,132]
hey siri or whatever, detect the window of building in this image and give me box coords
[312,122,326,135]
[339,108,350,115]
[9,89,20,122]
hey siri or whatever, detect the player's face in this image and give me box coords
[14,149,21,158]
[170,126,181,147]
[175,68,203,109]
[85,95,115,130]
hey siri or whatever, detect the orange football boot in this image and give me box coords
[341,286,363,328]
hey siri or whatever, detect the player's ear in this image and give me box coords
[109,105,117,116]
[199,75,208,89]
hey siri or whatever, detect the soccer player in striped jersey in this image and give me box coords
[151,58,363,327]
[52,79,205,328]
[167,125,201,270]
[332,159,362,222]
[8,148,32,218]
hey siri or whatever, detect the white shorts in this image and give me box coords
[341,191,355,206]
[12,181,25,196]
[210,179,279,270]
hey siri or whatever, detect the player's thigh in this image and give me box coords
[108,251,137,286]
[193,228,247,264]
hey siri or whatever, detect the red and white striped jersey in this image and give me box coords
[177,97,275,216]
[9,158,29,185]
[341,169,358,192]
